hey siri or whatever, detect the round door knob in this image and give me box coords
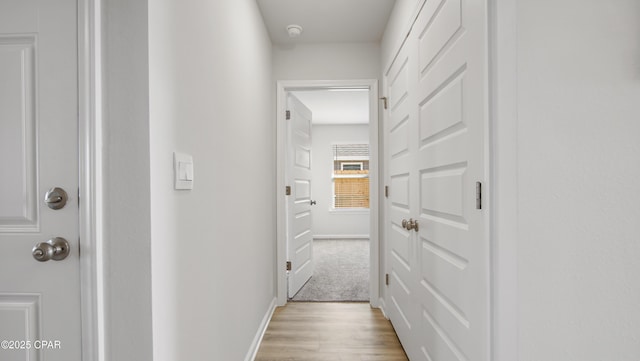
[32,237,70,262]
[401,219,419,231]
[310,200,317,206]
[409,219,419,232]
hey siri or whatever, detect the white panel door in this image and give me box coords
[0,1,81,361]
[384,0,489,359]
[384,40,422,360]
[286,94,315,298]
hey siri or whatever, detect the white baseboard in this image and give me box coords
[245,297,277,361]
[378,297,388,319]
[313,234,370,240]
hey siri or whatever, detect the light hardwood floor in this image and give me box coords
[255,302,408,361]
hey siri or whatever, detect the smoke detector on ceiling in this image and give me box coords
[286,24,303,38]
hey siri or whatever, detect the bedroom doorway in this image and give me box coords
[276,80,380,306]
[289,89,370,301]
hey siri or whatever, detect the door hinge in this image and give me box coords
[379,97,388,110]
[285,110,291,120]
[476,181,482,210]
[285,186,291,196]
[286,261,292,271]
[385,273,389,286]
[384,185,389,198]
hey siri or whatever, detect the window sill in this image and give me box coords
[328,208,370,215]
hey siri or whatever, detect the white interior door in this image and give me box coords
[286,94,315,298]
[384,0,489,359]
[0,1,81,360]
[385,37,421,358]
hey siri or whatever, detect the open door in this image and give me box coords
[285,94,315,298]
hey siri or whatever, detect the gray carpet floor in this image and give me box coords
[291,239,370,302]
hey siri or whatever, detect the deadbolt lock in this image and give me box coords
[44,187,68,210]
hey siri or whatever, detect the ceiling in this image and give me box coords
[291,90,369,125]
[256,0,396,44]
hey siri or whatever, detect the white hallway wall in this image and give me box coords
[103,0,153,359]
[149,1,276,360]
[274,42,380,81]
[104,5,381,361]
[311,124,370,238]
[516,0,640,359]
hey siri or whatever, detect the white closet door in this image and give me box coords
[384,39,421,360]
[385,0,489,359]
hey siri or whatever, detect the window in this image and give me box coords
[332,144,369,209]
[340,162,363,171]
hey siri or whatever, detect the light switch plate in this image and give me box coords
[174,152,193,190]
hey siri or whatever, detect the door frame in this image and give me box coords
[78,0,103,359]
[276,79,380,307]
[488,0,518,360]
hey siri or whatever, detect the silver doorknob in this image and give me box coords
[32,237,70,262]
[401,218,419,231]
[407,218,419,231]
[44,187,68,210]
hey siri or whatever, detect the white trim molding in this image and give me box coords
[78,0,104,360]
[327,208,370,215]
[276,79,380,308]
[313,235,370,240]
[245,297,277,361]
[378,297,388,319]
[489,0,519,360]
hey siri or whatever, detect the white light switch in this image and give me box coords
[178,161,193,181]
[174,152,194,190]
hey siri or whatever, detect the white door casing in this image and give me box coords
[384,0,490,359]
[286,94,315,299]
[0,1,82,360]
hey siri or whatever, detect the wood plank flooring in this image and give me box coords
[255,302,408,361]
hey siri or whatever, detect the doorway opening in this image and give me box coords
[289,90,370,302]
[276,80,380,307]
